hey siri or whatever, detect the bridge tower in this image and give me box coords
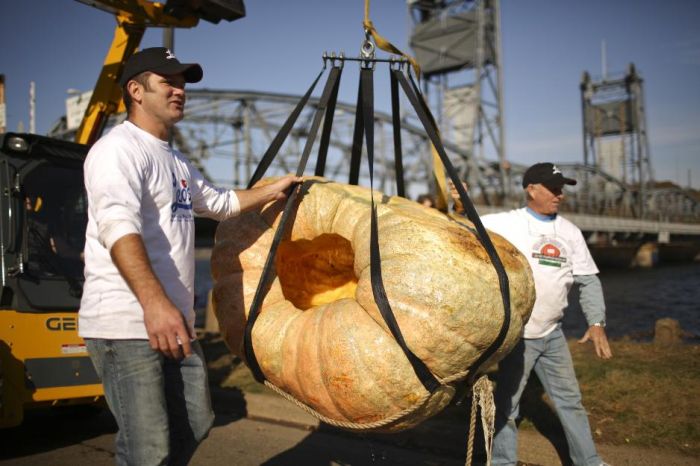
[408,0,508,204]
[580,63,654,218]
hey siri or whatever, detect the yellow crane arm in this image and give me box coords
[74,0,244,145]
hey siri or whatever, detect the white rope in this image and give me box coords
[465,375,496,466]
[264,380,433,431]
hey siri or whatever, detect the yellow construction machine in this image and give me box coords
[0,0,245,428]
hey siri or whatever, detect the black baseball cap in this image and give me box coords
[522,162,577,188]
[119,47,203,87]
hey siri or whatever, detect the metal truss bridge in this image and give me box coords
[50,88,700,238]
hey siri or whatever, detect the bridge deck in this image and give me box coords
[474,206,700,237]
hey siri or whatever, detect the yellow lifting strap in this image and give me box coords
[431,145,449,211]
[363,0,448,210]
[363,0,420,77]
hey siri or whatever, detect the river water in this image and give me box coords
[196,259,700,341]
[563,262,700,340]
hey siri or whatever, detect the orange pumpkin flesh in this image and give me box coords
[276,233,358,310]
[211,177,534,431]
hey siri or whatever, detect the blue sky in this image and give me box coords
[2,0,699,188]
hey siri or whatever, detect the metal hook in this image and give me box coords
[361,38,375,60]
[360,35,375,70]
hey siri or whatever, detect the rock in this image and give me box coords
[654,318,683,347]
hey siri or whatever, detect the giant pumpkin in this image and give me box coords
[211,177,534,431]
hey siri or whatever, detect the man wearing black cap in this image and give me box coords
[451,163,612,466]
[79,47,300,465]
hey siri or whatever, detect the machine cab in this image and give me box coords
[0,133,101,429]
[0,133,87,310]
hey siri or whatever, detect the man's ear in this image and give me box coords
[525,183,536,200]
[126,80,143,105]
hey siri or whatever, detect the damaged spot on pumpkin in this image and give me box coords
[276,233,358,310]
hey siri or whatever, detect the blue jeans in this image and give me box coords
[492,327,601,466]
[85,339,214,466]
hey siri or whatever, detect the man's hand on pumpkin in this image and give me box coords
[267,175,303,201]
[237,175,303,212]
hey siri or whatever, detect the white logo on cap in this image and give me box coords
[165,49,176,60]
[552,165,562,175]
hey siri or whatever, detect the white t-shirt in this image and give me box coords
[482,208,599,338]
[79,121,241,339]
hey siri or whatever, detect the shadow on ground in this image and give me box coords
[201,334,248,427]
[260,381,484,465]
[258,374,571,466]
[0,404,117,461]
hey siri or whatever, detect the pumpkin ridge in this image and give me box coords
[323,304,388,422]
[339,310,419,422]
[315,305,353,421]
[292,309,327,414]
[379,293,480,379]
[272,305,306,394]
[321,306,385,421]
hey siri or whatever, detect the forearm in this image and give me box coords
[234,184,288,213]
[110,233,169,310]
[576,273,613,359]
[233,175,300,214]
[110,233,192,357]
[574,273,606,326]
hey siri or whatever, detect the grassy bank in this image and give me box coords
[569,339,699,457]
[201,334,700,458]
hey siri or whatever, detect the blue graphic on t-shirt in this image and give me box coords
[171,171,193,217]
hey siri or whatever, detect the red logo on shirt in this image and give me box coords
[532,238,567,267]
[181,179,188,188]
[540,243,561,257]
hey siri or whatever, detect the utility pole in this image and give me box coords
[0,74,6,133]
[601,40,607,80]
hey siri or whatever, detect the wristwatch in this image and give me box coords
[592,320,606,328]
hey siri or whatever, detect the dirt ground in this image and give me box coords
[5,334,696,466]
[200,334,700,465]
[3,387,696,466]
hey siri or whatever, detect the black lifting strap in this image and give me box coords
[315,64,342,177]
[360,68,440,393]
[348,77,364,186]
[389,68,406,198]
[243,66,343,383]
[394,69,512,384]
[247,69,325,189]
